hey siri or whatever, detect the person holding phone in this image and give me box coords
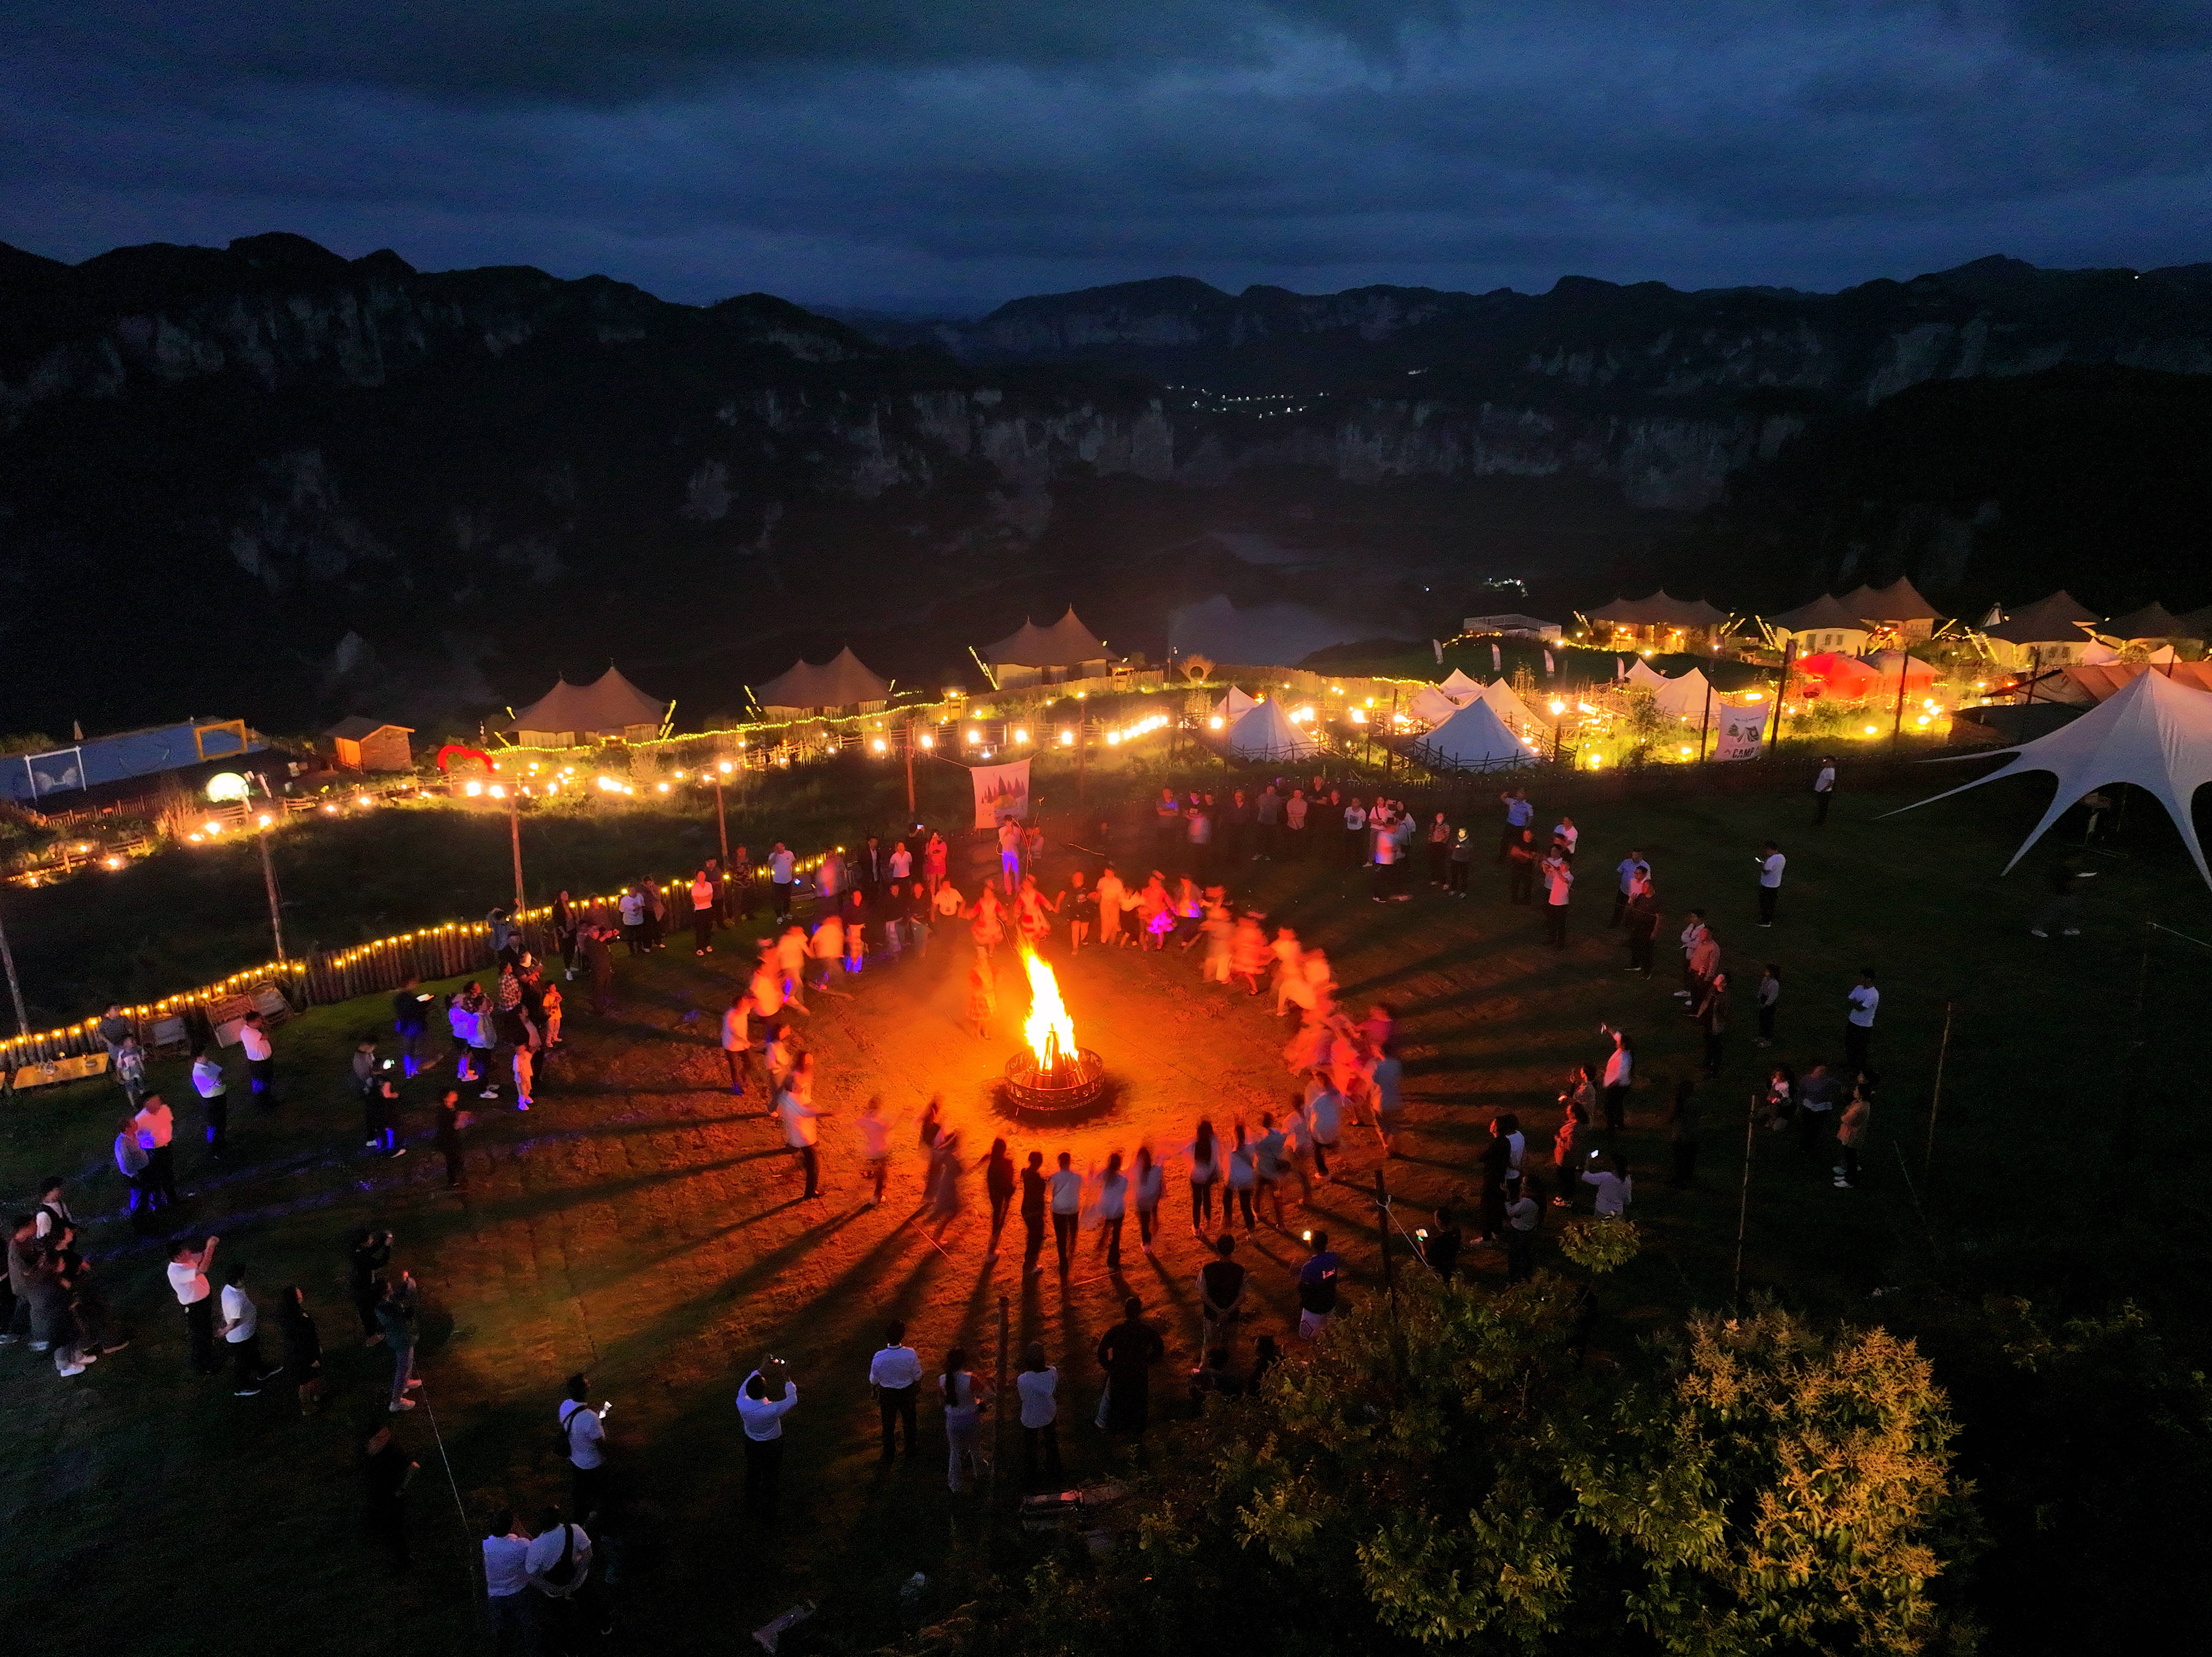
[736,1359,797,1524]
[559,1373,611,1523]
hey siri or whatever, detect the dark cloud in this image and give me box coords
[3,2,2207,309]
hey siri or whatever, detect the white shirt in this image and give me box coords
[1048,1168,1082,1214]
[737,1375,797,1439]
[241,1025,272,1061]
[1616,858,1647,893]
[560,1402,605,1468]
[770,850,795,883]
[1603,1046,1633,1088]
[483,1534,532,1597]
[1306,1087,1343,1143]
[1017,1366,1058,1428]
[1815,765,1835,793]
[889,848,913,877]
[133,1102,173,1148]
[192,1056,225,1097]
[1583,1171,1633,1216]
[1545,861,1573,905]
[220,1282,257,1342]
[721,1005,750,1051]
[776,1089,819,1148]
[858,1113,891,1159]
[168,1258,210,1306]
[1097,1171,1129,1216]
[1847,984,1879,1027]
[525,1524,593,1595]
[869,1345,923,1389]
[1554,822,1578,851]
[691,877,716,910]
[1759,852,1786,888]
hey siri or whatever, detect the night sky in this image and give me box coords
[7,2,2209,310]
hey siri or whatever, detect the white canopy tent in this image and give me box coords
[1479,677,1543,735]
[1224,697,1323,760]
[1650,665,1714,722]
[1415,698,1535,771]
[1890,669,2212,888]
[1625,658,1670,692]
[1438,667,1483,704]
[1408,684,1461,725]
[1215,686,1260,720]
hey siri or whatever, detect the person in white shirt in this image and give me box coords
[168,1235,220,1375]
[525,1507,593,1600]
[1553,817,1579,858]
[858,1095,893,1206]
[1540,850,1574,947]
[1756,840,1785,927]
[1305,1081,1344,1179]
[1813,756,1836,824]
[1016,1342,1062,1485]
[720,991,759,1097]
[776,1055,822,1198]
[482,1510,535,1646]
[768,841,797,922]
[1369,818,1400,902]
[1844,967,1879,1075]
[1582,1153,1633,1217]
[133,1094,178,1207]
[1600,1026,1634,1134]
[868,1321,922,1461]
[190,1049,230,1158]
[1048,1152,1082,1276]
[218,1262,273,1396]
[940,1347,992,1493]
[1610,850,1649,927]
[889,841,913,882]
[736,1362,798,1521]
[690,871,718,954]
[240,1011,275,1105]
[559,1373,610,1519]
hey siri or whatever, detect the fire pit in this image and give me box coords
[1000,947,1112,1119]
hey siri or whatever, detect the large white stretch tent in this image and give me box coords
[1224,697,1323,760]
[1417,697,1534,771]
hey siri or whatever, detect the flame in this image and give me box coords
[1020,946,1076,1069]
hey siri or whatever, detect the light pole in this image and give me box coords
[714,760,733,867]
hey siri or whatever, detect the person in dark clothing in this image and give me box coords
[435,1092,469,1190]
[279,1285,324,1415]
[1479,1118,1513,1241]
[1019,1151,1048,1277]
[2032,851,2088,938]
[984,1139,1017,1257]
[362,1424,417,1573]
[1665,1078,1700,1187]
[1624,878,1660,975]
[1506,829,1538,905]
[1095,1297,1165,1434]
[1420,1205,1464,1282]
[350,1228,393,1345]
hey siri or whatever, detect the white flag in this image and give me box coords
[1543,650,1555,675]
[1432,639,1444,665]
[1490,643,1502,672]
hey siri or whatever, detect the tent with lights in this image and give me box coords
[1589,590,1728,646]
[1839,576,1940,638]
[1981,590,2102,671]
[505,666,670,747]
[1216,686,1260,720]
[981,608,1111,686]
[752,648,894,718]
[1413,698,1536,772]
[1648,665,1716,722]
[2060,661,2212,703]
[2094,602,2197,645]
[1224,696,1323,762]
[1765,592,1872,655]
[1478,677,1543,736]
[1890,668,2212,890]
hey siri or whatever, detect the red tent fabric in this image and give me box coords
[1795,652,1881,698]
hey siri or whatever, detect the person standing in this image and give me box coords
[1696,970,1729,1076]
[736,1360,797,1524]
[1184,1120,1220,1234]
[1844,968,1879,1076]
[1624,875,1660,976]
[1551,1090,1585,1210]
[1664,1079,1701,1187]
[1611,850,1649,926]
[1812,756,1836,824]
[1497,786,1534,861]
[1016,1343,1062,1485]
[1583,1153,1633,1216]
[777,1055,822,1199]
[1501,1177,1539,1283]
[768,842,797,923]
[720,991,758,1097]
[559,1375,611,1522]
[1798,1063,1840,1163]
[218,1263,277,1397]
[350,1227,393,1345]
[377,1270,423,1412]
[584,921,615,1016]
[1284,787,1308,858]
[869,1322,922,1463]
[859,1096,892,1208]
[1420,1205,1464,1282]
[1020,1150,1048,1277]
[1342,796,1367,870]
[939,1349,991,1492]
[2032,850,2090,938]
[1755,841,1785,927]
[1368,815,1399,902]
[1197,1234,1246,1359]
[1048,1151,1082,1275]
[1131,1143,1164,1257]
[1755,964,1781,1047]
[167,1235,221,1375]
[1835,1082,1872,1189]
[690,870,718,955]
[1600,1026,1634,1134]
[133,1093,178,1209]
[190,1047,230,1159]
[361,1424,418,1574]
[984,1138,1017,1257]
[1447,826,1472,894]
[1506,828,1538,905]
[113,1117,153,1235]
[1223,1130,1256,1234]
[1095,1296,1165,1432]
[1540,847,1574,946]
[435,1091,468,1190]
[525,1507,595,1632]
[483,1510,537,1655]
[279,1286,324,1416]
[240,1011,275,1106]
[1296,1231,1341,1341]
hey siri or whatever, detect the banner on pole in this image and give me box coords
[970,758,1032,827]
[1714,704,1767,762]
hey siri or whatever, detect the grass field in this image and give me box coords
[3,765,2210,1653]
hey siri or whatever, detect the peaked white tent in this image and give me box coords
[1224,697,1322,760]
[1479,677,1542,735]
[1650,665,1715,721]
[1438,668,1483,704]
[1408,684,1461,725]
[1890,669,2212,888]
[1415,698,1535,771]
[1626,658,1670,693]
[1215,686,1260,720]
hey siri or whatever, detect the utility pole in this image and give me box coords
[1697,679,1713,763]
[1890,652,1911,748]
[504,785,526,918]
[714,761,733,866]
[903,720,916,817]
[1766,640,1796,750]
[258,820,287,962]
[1075,711,1089,806]
[0,893,30,1037]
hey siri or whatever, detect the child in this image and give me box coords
[447,993,475,1083]
[114,1035,147,1106]
[511,1043,534,1112]
[845,912,867,976]
[1755,964,1781,1047]
[967,959,996,1040]
[470,994,500,1100]
[541,981,564,1047]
